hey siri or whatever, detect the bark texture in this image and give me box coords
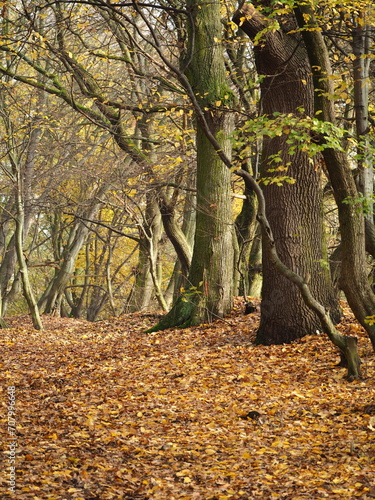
[238,168,361,380]
[294,3,375,351]
[185,0,234,323]
[234,4,339,344]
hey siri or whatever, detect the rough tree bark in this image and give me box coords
[294,3,375,351]
[237,168,361,380]
[233,3,340,344]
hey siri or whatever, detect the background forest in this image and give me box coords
[0,0,375,361]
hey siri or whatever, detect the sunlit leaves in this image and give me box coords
[233,110,347,170]
[365,315,375,326]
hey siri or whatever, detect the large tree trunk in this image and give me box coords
[294,3,375,351]
[238,168,361,380]
[147,0,234,331]
[182,0,234,323]
[234,4,340,344]
[188,117,234,324]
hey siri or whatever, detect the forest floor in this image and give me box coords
[1,299,375,500]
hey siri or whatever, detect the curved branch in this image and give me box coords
[159,193,192,275]
[236,169,361,380]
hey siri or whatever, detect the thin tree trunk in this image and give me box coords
[352,11,373,219]
[234,167,258,298]
[164,188,196,308]
[0,292,8,328]
[248,224,262,297]
[14,179,43,330]
[106,243,116,316]
[128,238,155,312]
[159,192,192,277]
[127,194,163,312]
[38,185,108,315]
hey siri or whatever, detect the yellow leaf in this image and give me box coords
[255,448,267,454]
[86,416,96,427]
[242,452,252,459]
[205,448,216,455]
[368,416,375,431]
[291,390,306,399]
[183,476,192,483]
[271,439,284,447]
[176,469,190,477]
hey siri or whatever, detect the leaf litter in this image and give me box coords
[1,299,375,499]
